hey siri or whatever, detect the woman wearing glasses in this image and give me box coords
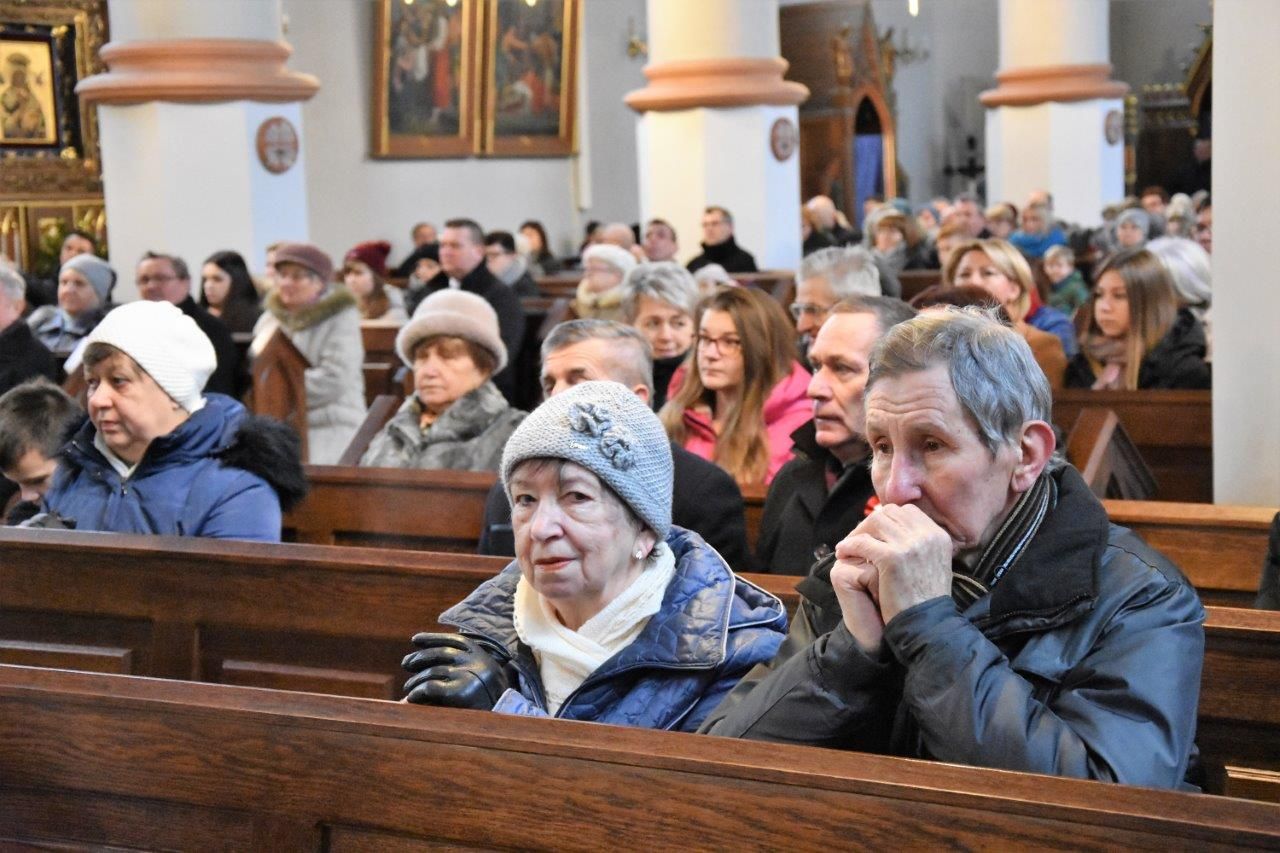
[660,286,810,486]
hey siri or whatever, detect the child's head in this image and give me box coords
[0,379,81,504]
[1043,245,1076,284]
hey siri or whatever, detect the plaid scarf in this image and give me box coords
[951,473,1058,611]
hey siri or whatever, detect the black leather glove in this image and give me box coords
[401,632,514,709]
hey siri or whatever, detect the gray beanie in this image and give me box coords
[1116,208,1151,238]
[501,380,673,539]
[61,254,116,303]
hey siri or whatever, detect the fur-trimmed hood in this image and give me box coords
[264,284,357,332]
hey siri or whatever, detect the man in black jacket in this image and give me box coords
[136,252,241,397]
[0,266,57,395]
[477,319,753,572]
[686,206,758,274]
[703,309,1204,790]
[406,219,526,402]
[757,296,915,574]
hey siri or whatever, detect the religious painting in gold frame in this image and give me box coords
[479,0,578,157]
[0,0,105,196]
[371,0,481,159]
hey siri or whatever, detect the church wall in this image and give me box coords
[284,0,578,264]
[1109,0,1211,92]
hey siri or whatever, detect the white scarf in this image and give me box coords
[514,541,678,715]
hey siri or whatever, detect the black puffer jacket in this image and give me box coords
[702,465,1206,790]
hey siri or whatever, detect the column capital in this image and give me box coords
[77,39,318,106]
[980,63,1129,108]
[625,57,808,114]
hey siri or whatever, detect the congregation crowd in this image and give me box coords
[0,182,1269,792]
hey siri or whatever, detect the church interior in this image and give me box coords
[0,0,1279,846]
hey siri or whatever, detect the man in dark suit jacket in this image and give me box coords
[477,319,753,572]
[406,219,526,402]
[686,206,759,274]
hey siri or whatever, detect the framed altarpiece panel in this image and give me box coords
[0,0,107,277]
[371,0,578,159]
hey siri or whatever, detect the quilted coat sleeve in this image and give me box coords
[194,471,283,542]
[885,578,1205,788]
[303,307,365,409]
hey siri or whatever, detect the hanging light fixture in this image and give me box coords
[908,0,919,16]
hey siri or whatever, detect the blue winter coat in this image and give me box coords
[45,394,284,541]
[439,526,788,732]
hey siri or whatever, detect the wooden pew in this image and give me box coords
[1053,389,1212,503]
[286,464,1271,605]
[899,268,943,301]
[0,528,1275,803]
[360,322,403,407]
[1065,407,1158,500]
[335,394,401,465]
[4,665,1276,849]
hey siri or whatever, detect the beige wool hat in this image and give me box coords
[395,289,507,372]
[86,300,216,412]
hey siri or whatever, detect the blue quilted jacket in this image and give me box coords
[45,394,283,542]
[439,526,788,732]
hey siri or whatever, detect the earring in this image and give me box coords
[634,548,645,560]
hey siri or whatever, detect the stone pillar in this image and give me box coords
[1212,1,1280,506]
[78,0,317,300]
[981,0,1128,224]
[626,0,807,269]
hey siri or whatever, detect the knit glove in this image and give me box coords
[402,632,514,710]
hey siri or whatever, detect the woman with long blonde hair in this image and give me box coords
[1066,248,1210,390]
[660,286,810,486]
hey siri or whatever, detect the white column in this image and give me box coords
[982,0,1127,223]
[1211,1,1280,506]
[81,0,316,299]
[628,0,807,269]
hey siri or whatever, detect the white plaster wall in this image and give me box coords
[1211,0,1280,506]
[283,0,576,264]
[107,0,282,41]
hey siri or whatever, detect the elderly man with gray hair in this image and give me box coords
[0,264,57,395]
[791,246,899,350]
[478,318,753,571]
[703,307,1204,790]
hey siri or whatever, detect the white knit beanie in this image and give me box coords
[86,301,216,412]
[501,380,673,539]
[582,243,638,277]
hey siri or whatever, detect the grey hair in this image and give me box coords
[620,261,700,322]
[834,295,917,336]
[540,318,655,394]
[1147,236,1211,308]
[799,245,882,300]
[140,250,190,281]
[0,263,25,303]
[867,306,1062,468]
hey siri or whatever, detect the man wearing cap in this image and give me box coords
[478,319,754,573]
[136,251,240,397]
[406,218,525,403]
[38,301,306,540]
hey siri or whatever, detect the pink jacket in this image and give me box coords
[680,361,813,485]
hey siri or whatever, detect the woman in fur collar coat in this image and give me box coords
[251,242,366,464]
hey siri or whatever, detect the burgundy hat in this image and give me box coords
[345,240,392,278]
[274,242,334,283]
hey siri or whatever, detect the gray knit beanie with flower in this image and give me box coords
[500,380,673,539]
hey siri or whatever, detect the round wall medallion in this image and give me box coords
[1104,109,1123,146]
[770,117,798,162]
[256,116,299,174]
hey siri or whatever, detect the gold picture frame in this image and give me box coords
[479,0,578,157]
[0,0,106,196]
[371,0,481,159]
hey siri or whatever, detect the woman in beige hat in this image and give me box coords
[250,242,366,464]
[360,289,525,471]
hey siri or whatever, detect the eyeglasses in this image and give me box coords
[137,274,176,285]
[696,333,742,354]
[789,302,831,321]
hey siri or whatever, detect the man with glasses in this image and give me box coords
[790,246,883,357]
[136,251,239,396]
[483,231,537,297]
[687,206,758,274]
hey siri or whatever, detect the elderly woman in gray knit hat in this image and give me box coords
[360,289,525,471]
[27,253,114,353]
[402,380,787,731]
